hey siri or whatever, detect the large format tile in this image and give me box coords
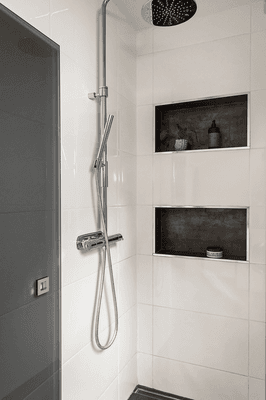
[118,305,137,372]
[137,255,153,305]
[153,356,248,400]
[137,155,153,205]
[137,206,153,255]
[137,304,152,355]
[118,151,137,206]
[137,105,154,155]
[118,256,137,317]
[173,149,249,206]
[249,321,265,379]
[154,35,250,104]
[250,90,266,149]
[250,149,266,206]
[249,264,265,322]
[251,1,266,33]
[137,28,153,56]
[117,206,137,262]
[118,95,137,155]
[137,353,153,387]
[137,54,153,106]
[118,354,138,400]
[153,306,248,375]
[153,256,249,319]
[153,154,173,205]
[98,377,118,400]
[249,377,265,400]
[153,4,250,53]
[62,327,118,400]
[62,274,97,364]
[251,30,266,90]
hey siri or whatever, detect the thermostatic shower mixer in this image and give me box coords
[76,231,123,251]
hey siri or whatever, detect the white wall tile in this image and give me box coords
[62,267,119,364]
[118,152,137,206]
[118,306,137,372]
[153,356,248,400]
[137,255,153,305]
[173,149,250,206]
[249,377,265,400]
[137,54,153,106]
[251,1,266,33]
[250,90,266,149]
[137,206,153,255]
[138,304,153,355]
[153,154,173,205]
[249,321,265,379]
[137,105,154,155]
[137,353,153,387]
[250,229,266,264]
[118,95,137,154]
[153,306,248,375]
[118,354,138,400]
[108,154,119,207]
[153,5,250,53]
[250,206,266,229]
[62,330,118,400]
[137,28,153,56]
[251,31,266,90]
[117,206,137,262]
[250,264,266,322]
[154,35,250,104]
[250,149,266,206]
[137,155,153,205]
[153,256,249,319]
[99,377,118,400]
[118,256,137,317]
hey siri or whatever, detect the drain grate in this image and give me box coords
[129,385,194,400]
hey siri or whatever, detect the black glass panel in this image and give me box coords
[0,4,60,400]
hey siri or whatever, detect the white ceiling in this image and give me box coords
[114,0,261,31]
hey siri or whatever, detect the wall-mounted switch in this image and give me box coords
[36,277,49,296]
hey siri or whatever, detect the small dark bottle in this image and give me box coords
[208,120,221,149]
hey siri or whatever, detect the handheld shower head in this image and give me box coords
[141,0,197,26]
[94,114,114,169]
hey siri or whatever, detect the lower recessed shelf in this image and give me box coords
[155,207,248,262]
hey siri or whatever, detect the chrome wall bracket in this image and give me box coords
[88,86,108,101]
[76,231,123,251]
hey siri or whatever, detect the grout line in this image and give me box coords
[152,304,250,322]
[151,32,251,56]
[152,354,249,378]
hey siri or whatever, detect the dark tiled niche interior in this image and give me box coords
[155,207,247,261]
[155,94,248,152]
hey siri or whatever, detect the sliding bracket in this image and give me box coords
[88,86,108,101]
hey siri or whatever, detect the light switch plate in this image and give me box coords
[36,276,49,296]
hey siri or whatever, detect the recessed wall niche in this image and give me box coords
[155,207,247,261]
[155,94,248,152]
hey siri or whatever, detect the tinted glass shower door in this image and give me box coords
[0,4,61,399]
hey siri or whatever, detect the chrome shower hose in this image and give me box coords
[94,168,118,350]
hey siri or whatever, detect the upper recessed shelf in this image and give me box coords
[155,94,248,153]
